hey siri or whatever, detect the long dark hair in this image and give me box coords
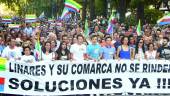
[56,42,70,60]
[42,41,52,53]
[121,36,129,45]
[135,39,145,54]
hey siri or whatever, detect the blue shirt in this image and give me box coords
[114,41,121,50]
[119,46,131,59]
[102,46,116,60]
[87,44,102,59]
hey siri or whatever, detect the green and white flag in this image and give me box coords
[137,20,142,36]
[84,18,89,38]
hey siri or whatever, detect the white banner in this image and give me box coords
[0,60,170,95]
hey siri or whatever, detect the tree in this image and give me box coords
[112,0,131,23]
[89,0,95,20]
[118,0,126,23]
[82,0,87,21]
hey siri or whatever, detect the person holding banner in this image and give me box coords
[70,34,86,61]
[20,46,35,63]
[56,42,70,60]
[135,39,145,60]
[145,43,157,60]
[86,35,102,60]
[101,36,116,60]
[116,36,135,60]
[1,38,22,61]
[156,37,170,60]
[42,41,56,61]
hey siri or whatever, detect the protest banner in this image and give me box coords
[0,60,170,95]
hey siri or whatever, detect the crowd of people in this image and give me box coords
[0,16,170,63]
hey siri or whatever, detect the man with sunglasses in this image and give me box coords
[156,37,170,60]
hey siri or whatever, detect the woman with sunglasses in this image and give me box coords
[135,39,145,60]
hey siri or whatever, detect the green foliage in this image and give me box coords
[0,0,164,23]
[144,8,163,24]
[2,15,12,19]
[130,0,144,8]
[129,0,160,8]
[0,0,61,17]
[95,0,105,16]
[125,8,163,26]
[125,13,136,26]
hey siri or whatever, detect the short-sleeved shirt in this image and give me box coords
[70,43,86,60]
[157,46,170,60]
[145,50,157,59]
[24,27,33,36]
[21,55,35,63]
[42,52,55,61]
[1,46,22,60]
[102,45,116,60]
[87,44,102,59]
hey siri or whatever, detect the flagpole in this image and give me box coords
[37,30,42,61]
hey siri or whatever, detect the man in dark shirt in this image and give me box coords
[157,37,170,60]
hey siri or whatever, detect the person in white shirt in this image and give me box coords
[2,38,22,61]
[145,43,157,60]
[21,46,35,63]
[23,23,33,37]
[42,41,56,61]
[70,34,86,61]
[135,39,145,60]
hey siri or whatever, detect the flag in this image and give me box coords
[0,57,7,71]
[35,33,42,61]
[26,14,36,19]
[25,14,37,22]
[106,11,116,34]
[61,8,71,19]
[137,20,142,36]
[106,23,113,35]
[65,0,82,12]
[39,12,45,18]
[84,18,89,38]
[2,18,12,24]
[157,13,170,25]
